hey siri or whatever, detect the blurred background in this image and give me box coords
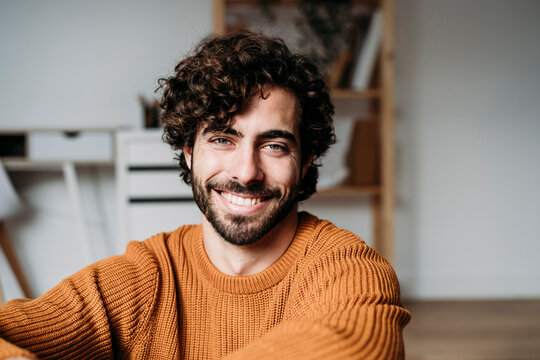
[1,0,539,358]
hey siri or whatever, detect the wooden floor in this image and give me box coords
[402,300,540,360]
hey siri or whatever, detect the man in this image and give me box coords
[0,31,410,359]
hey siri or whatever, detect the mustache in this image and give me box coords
[205,179,281,198]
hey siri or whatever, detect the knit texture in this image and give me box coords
[0,212,410,359]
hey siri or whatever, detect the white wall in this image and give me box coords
[394,0,540,299]
[0,0,212,129]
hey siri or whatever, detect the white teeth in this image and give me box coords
[221,192,262,206]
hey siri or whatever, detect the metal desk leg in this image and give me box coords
[62,162,93,264]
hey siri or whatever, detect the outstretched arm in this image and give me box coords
[0,242,160,360]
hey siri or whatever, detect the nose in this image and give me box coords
[229,145,264,186]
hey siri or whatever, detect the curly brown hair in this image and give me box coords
[159,30,335,201]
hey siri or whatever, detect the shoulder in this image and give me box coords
[70,225,200,324]
[135,224,199,257]
[297,211,367,255]
[92,224,199,289]
[296,212,400,297]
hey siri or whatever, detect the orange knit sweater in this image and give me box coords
[0,212,410,359]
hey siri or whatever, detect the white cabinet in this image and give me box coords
[116,130,200,252]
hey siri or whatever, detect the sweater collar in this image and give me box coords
[187,211,318,294]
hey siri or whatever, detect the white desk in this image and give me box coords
[2,129,201,257]
[1,129,115,264]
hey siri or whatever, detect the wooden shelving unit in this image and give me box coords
[331,88,382,99]
[212,0,396,264]
[316,185,382,196]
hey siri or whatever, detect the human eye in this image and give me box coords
[211,137,232,145]
[263,143,289,154]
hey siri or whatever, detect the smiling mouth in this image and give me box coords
[218,190,270,207]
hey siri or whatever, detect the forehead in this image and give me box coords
[201,86,300,136]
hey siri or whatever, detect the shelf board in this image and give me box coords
[226,0,300,3]
[2,158,114,170]
[225,0,378,4]
[315,185,381,197]
[330,88,382,99]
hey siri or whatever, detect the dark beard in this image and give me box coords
[191,176,300,246]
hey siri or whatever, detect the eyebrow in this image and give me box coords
[202,126,240,137]
[257,130,297,145]
[202,127,297,145]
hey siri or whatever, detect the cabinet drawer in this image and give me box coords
[126,139,177,166]
[127,170,192,198]
[128,202,201,242]
[29,130,113,161]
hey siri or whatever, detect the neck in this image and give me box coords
[202,209,299,276]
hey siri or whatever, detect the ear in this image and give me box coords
[183,146,193,170]
[301,154,314,178]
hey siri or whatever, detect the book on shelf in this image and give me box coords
[345,119,379,186]
[327,51,352,90]
[349,9,383,91]
[326,13,371,90]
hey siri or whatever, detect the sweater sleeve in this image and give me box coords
[0,241,160,360]
[225,237,410,360]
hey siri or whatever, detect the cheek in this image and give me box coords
[192,149,225,179]
[265,160,301,187]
